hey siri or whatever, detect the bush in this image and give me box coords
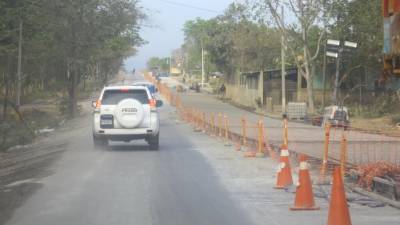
[58,97,70,115]
[351,93,400,118]
[390,114,400,124]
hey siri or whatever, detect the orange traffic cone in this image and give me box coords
[235,137,242,151]
[235,142,240,151]
[290,154,319,210]
[327,167,352,225]
[244,143,256,157]
[274,145,293,189]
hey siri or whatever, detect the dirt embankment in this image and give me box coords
[0,133,66,225]
[0,101,91,225]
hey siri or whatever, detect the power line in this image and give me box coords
[157,0,220,14]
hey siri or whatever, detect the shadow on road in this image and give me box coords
[106,143,156,152]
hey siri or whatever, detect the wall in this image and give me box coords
[296,89,333,105]
[225,71,263,109]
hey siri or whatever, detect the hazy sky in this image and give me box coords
[124,0,234,70]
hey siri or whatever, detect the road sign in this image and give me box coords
[326,51,339,58]
[326,39,340,54]
[327,39,340,46]
[344,41,357,48]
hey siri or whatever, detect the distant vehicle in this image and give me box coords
[150,67,159,77]
[133,81,157,95]
[210,71,224,78]
[311,116,323,126]
[321,105,350,128]
[158,71,169,77]
[92,86,163,149]
[189,82,200,92]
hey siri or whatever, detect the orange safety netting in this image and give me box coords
[356,161,400,190]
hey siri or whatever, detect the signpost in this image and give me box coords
[322,39,357,105]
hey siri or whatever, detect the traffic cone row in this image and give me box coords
[274,152,351,224]
[273,117,352,225]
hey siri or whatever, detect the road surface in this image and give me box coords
[1,72,399,225]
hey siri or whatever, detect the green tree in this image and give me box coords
[147,57,170,72]
[0,0,145,117]
[182,3,281,81]
[329,0,382,89]
[251,0,336,113]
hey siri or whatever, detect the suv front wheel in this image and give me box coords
[147,133,159,150]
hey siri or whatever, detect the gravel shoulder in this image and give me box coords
[0,102,92,225]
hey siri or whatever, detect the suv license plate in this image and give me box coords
[101,120,113,125]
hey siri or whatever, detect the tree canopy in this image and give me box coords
[181,3,281,81]
[0,0,145,117]
[176,0,384,111]
[147,57,170,72]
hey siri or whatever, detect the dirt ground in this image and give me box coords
[0,103,89,224]
[350,116,400,136]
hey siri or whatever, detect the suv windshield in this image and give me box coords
[102,89,149,105]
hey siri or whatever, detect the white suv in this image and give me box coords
[92,85,163,149]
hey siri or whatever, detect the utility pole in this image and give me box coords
[16,20,23,109]
[322,41,327,109]
[332,47,342,104]
[326,39,357,105]
[201,46,205,88]
[185,52,189,79]
[169,56,172,74]
[281,6,286,113]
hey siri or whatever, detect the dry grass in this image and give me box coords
[350,116,400,136]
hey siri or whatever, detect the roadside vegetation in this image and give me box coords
[180,0,383,109]
[147,57,171,72]
[0,0,145,150]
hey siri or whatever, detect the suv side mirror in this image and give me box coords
[91,100,97,108]
[156,100,163,107]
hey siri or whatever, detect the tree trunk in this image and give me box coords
[96,62,100,81]
[302,28,315,114]
[2,75,9,122]
[7,99,35,136]
[1,76,9,148]
[303,62,315,113]
[67,64,78,118]
[83,76,86,91]
[16,20,23,110]
[101,63,109,85]
[307,63,316,114]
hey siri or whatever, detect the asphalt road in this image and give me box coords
[4,74,255,225]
